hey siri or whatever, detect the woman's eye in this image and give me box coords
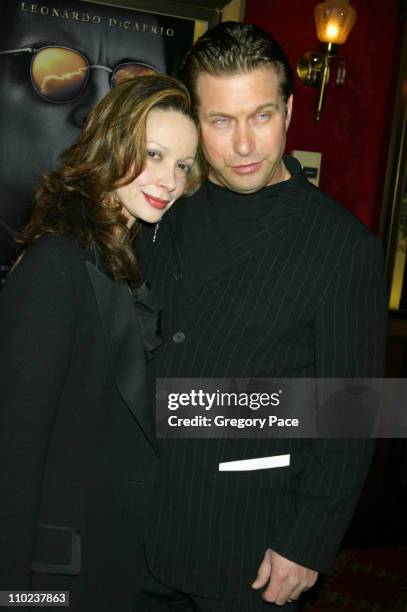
[147,150,161,160]
[177,162,192,174]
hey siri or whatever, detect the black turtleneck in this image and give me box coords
[182,154,302,278]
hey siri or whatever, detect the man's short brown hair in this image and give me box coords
[180,22,293,109]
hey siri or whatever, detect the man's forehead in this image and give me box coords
[196,68,282,111]
[196,67,279,88]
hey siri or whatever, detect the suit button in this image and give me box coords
[174,272,183,282]
[172,331,186,343]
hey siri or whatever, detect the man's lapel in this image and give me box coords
[85,262,156,448]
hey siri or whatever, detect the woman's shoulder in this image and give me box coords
[20,234,88,269]
[30,234,88,258]
[0,235,90,314]
[7,234,90,290]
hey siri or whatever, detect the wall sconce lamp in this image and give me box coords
[296,0,357,122]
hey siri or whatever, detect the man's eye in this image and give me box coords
[257,112,271,121]
[212,118,229,127]
[147,150,161,160]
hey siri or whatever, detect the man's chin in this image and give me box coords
[216,173,269,195]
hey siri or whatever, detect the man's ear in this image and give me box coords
[285,95,293,129]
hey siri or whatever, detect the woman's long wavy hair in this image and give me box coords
[17,75,204,289]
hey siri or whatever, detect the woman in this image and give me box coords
[0,75,202,609]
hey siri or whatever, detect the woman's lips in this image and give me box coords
[231,161,262,175]
[143,192,169,210]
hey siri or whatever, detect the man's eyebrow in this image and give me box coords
[206,110,234,119]
[206,102,279,118]
[253,102,279,112]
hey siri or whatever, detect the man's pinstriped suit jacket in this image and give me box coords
[139,155,387,604]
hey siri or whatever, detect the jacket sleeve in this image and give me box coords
[270,235,388,572]
[0,242,77,589]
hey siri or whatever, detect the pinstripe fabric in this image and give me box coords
[136,556,299,610]
[138,155,387,604]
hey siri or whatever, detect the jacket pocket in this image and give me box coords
[31,524,81,576]
[218,453,290,471]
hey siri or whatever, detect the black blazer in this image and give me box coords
[0,220,16,286]
[139,155,388,604]
[0,236,160,611]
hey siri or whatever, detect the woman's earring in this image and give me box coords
[153,222,160,243]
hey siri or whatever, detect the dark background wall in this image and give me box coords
[245,0,403,232]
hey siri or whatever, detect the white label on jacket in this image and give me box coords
[218,454,290,472]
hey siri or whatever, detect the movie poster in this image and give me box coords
[0,0,196,251]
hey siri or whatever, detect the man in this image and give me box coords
[139,22,387,610]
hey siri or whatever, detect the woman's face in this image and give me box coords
[115,108,198,227]
[0,0,167,230]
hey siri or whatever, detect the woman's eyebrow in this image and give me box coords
[146,140,169,151]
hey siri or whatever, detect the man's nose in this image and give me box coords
[70,67,111,128]
[233,123,255,157]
